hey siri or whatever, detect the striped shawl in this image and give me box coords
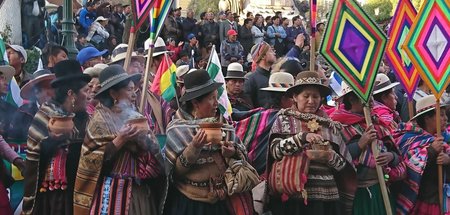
[235,108,279,175]
[394,123,450,214]
[73,104,166,215]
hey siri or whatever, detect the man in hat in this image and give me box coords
[8,69,55,141]
[86,16,110,49]
[143,37,170,83]
[109,44,145,75]
[76,46,107,69]
[244,41,276,108]
[0,65,17,138]
[220,29,244,75]
[219,11,238,43]
[83,64,108,115]
[225,63,252,111]
[182,33,201,63]
[6,44,31,87]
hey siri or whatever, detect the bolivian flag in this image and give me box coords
[150,54,177,101]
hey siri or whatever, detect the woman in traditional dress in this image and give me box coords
[235,72,294,174]
[330,81,406,214]
[372,73,401,131]
[394,95,450,215]
[267,71,355,215]
[73,65,166,215]
[22,60,91,215]
[164,69,259,215]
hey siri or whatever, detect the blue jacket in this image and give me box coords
[286,26,307,50]
[79,8,96,34]
[266,25,287,46]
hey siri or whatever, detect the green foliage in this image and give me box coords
[188,0,220,18]
[0,24,12,44]
[23,47,41,74]
[362,0,393,23]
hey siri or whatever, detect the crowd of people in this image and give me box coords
[1,2,450,215]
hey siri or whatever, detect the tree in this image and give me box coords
[188,0,220,18]
[362,0,393,23]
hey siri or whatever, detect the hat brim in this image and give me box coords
[411,103,450,121]
[260,87,289,92]
[179,82,222,102]
[51,74,92,88]
[224,76,247,80]
[145,50,170,58]
[95,73,141,97]
[108,52,144,65]
[373,82,399,95]
[21,74,55,100]
[286,83,331,98]
[0,65,15,83]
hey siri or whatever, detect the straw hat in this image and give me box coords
[21,69,55,100]
[286,71,331,97]
[225,63,246,80]
[411,95,450,120]
[0,65,15,83]
[83,63,108,77]
[95,16,108,22]
[144,37,170,57]
[373,73,399,95]
[261,72,295,92]
[335,81,353,101]
[176,65,190,84]
[109,44,144,64]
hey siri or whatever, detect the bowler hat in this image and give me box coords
[51,60,91,88]
[95,65,141,97]
[21,69,55,100]
[179,69,222,102]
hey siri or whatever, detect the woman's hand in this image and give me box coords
[306,133,324,144]
[431,137,444,153]
[358,126,377,149]
[376,152,394,166]
[113,124,140,148]
[192,129,208,148]
[437,152,450,165]
[222,141,236,158]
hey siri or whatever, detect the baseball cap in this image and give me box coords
[227,29,238,36]
[76,47,108,65]
[187,33,196,40]
[6,44,27,63]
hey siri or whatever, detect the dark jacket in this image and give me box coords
[229,93,253,112]
[244,67,271,108]
[286,26,307,50]
[110,12,125,42]
[239,25,254,56]
[200,20,219,47]
[162,15,182,42]
[7,102,39,141]
[0,100,17,139]
[181,17,198,41]
[182,43,201,62]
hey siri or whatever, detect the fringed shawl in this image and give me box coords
[73,104,165,215]
[394,123,450,215]
[165,109,246,176]
[235,108,279,174]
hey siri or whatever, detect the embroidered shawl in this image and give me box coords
[22,100,84,215]
[73,104,165,215]
[394,123,450,215]
[268,108,357,214]
[235,108,279,174]
[330,108,406,181]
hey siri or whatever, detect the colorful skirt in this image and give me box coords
[353,184,396,215]
[410,200,441,215]
[268,197,341,215]
[164,188,231,215]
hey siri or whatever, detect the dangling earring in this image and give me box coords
[114,99,118,105]
[72,98,75,108]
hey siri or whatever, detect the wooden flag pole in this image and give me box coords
[408,100,414,120]
[436,99,443,213]
[363,105,393,215]
[139,38,155,113]
[124,27,136,72]
[310,38,315,72]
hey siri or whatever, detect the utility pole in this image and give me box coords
[61,0,78,59]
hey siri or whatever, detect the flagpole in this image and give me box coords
[363,104,393,215]
[206,45,214,69]
[124,26,136,71]
[436,99,443,213]
[139,37,155,113]
[309,0,316,72]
